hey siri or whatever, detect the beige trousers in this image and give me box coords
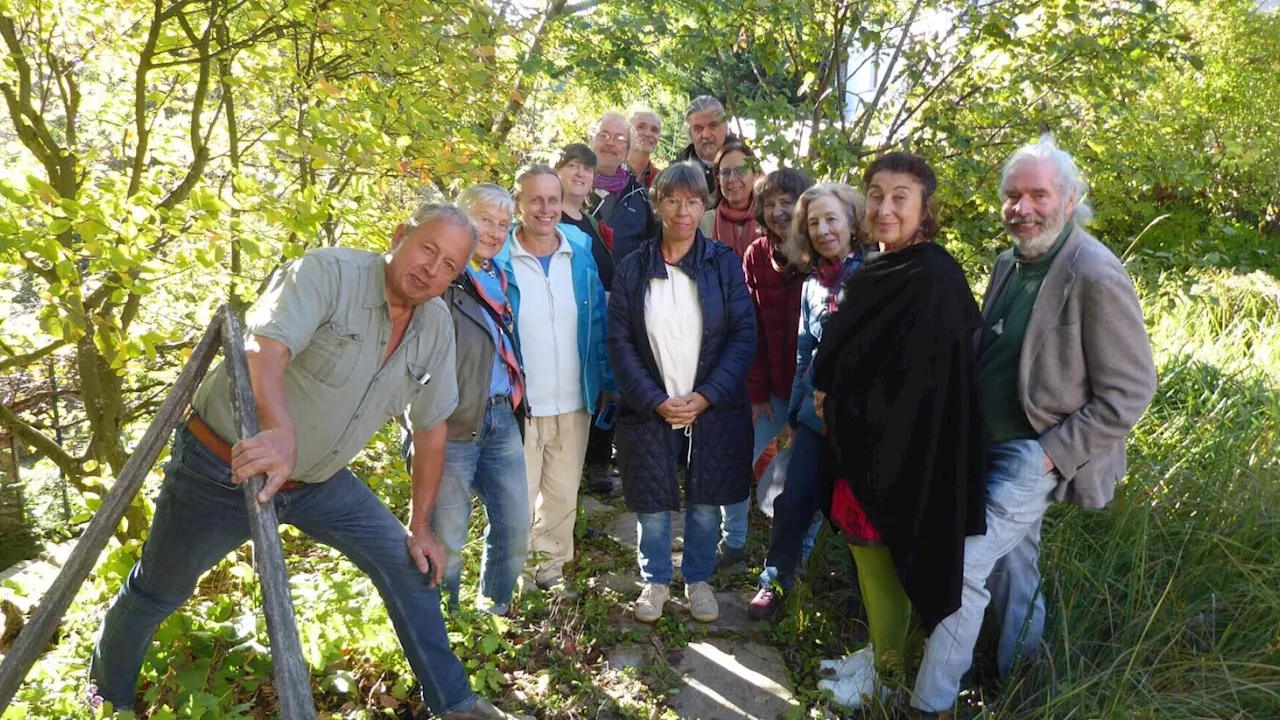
[524,409,591,583]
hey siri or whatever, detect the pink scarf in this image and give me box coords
[714,197,759,258]
[594,166,629,195]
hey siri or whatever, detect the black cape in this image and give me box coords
[811,242,986,630]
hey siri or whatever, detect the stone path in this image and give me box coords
[581,491,802,720]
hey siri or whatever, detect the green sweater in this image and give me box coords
[977,227,1071,444]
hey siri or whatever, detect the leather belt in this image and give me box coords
[185,410,305,493]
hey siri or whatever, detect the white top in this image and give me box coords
[510,229,584,417]
[645,264,703,428]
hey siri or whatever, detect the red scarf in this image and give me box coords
[714,197,759,258]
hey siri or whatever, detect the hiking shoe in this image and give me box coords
[685,581,719,622]
[442,697,534,719]
[747,585,783,620]
[714,542,748,572]
[585,463,613,493]
[634,583,669,623]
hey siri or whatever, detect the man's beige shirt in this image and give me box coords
[192,247,458,483]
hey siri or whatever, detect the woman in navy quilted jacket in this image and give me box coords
[607,162,756,625]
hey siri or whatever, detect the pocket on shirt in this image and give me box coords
[388,360,429,418]
[295,323,361,387]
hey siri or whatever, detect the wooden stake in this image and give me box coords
[218,306,316,719]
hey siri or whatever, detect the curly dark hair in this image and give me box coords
[861,151,940,241]
[752,168,814,228]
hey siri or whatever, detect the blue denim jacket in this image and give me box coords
[789,251,866,432]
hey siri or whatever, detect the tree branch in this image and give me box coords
[0,401,79,476]
[0,339,68,373]
[853,0,922,149]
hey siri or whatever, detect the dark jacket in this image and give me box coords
[587,172,657,267]
[742,234,805,404]
[608,232,756,514]
[676,133,739,207]
[441,272,526,442]
[812,242,986,630]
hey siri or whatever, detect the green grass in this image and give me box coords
[2,265,1277,719]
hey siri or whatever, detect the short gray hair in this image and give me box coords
[684,95,724,123]
[999,134,1094,227]
[651,161,711,207]
[629,107,660,127]
[457,184,514,219]
[590,111,631,149]
[512,163,561,203]
[405,201,480,255]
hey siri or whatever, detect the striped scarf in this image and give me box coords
[467,263,525,410]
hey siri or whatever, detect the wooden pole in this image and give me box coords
[0,317,223,711]
[218,307,316,719]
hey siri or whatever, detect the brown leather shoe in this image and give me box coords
[441,698,533,720]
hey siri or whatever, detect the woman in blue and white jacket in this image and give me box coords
[492,164,616,593]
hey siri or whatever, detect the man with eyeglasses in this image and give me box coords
[586,111,658,266]
[675,95,738,207]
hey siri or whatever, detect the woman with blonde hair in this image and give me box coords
[748,182,870,621]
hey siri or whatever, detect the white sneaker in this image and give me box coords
[817,665,881,709]
[819,644,875,679]
[685,581,719,622]
[634,583,669,623]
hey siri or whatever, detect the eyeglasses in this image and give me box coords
[717,166,754,181]
[659,197,705,213]
[594,131,629,145]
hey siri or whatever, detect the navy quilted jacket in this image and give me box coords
[607,231,756,514]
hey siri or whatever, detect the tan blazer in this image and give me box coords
[981,226,1157,508]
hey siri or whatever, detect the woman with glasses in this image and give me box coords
[607,162,756,625]
[419,184,529,618]
[699,140,761,258]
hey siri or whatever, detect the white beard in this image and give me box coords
[1007,203,1068,259]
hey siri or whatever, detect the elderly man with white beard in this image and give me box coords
[912,136,1158,717]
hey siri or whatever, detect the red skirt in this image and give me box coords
[830,479,882,545]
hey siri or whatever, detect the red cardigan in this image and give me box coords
[742,235,805,405]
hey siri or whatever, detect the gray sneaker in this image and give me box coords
[685,581,719,622]
[634,582,669,623]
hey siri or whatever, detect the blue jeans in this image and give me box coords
[431,399,528,614]
[89,427,475,716]
[759,424,825,590]
[637,503,721,585]
[913,439,1059,712]
[719,395,791,549]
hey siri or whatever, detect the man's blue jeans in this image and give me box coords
[637,503,720,586]
[913,438,1059,712]
[759,424,824,590]
[431,400,528,614]
[89,427,475,716]
[719,395,790,549]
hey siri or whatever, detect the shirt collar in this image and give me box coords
[510,226,573,258]
[365,253,390,308]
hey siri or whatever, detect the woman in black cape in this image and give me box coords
[810,152,986,701]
